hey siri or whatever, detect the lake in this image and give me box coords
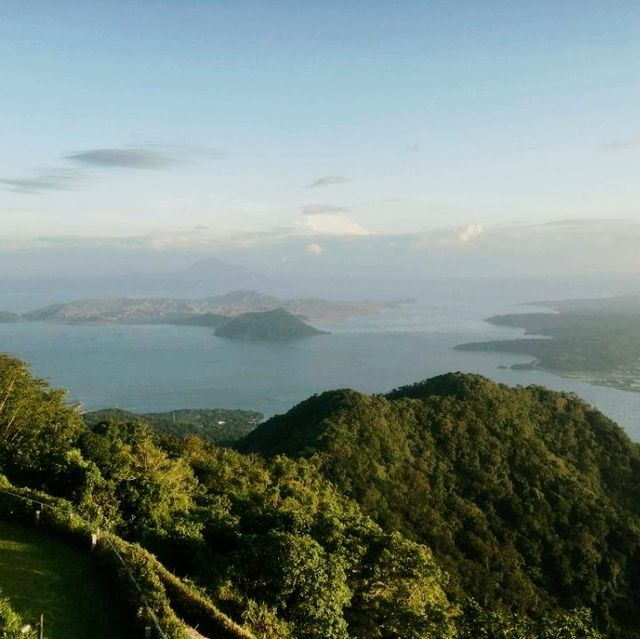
[2,297,640,440]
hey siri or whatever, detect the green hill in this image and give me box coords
[240,373,640,637]
[0,353,616,638]
[215,308,328,340]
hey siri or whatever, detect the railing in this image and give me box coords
[0,486,169,639]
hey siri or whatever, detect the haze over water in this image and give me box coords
[3,292,640,441]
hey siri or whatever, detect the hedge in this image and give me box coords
[0,477,255,639]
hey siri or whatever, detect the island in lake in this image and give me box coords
[3,289,400,325]
[456,294,640,392]
[215,307,328,340]
[0,289,406,340]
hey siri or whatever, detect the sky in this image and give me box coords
[1,1,640,278]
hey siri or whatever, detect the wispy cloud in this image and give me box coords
[299,213,369,236]
[0,168,83,194]
[305,175,351,189]
[31,229,222,251]
[226,227,294,246]
[301,204,349,215]
[600,138,640,151]
[1,142,225,195]
[415,223,485,248]
[66,146,179,169]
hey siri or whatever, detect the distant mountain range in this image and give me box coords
[0,257,268,298]
[5,290,398,326]
[1,290,401,340]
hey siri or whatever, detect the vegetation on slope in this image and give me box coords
[0,353,454,638]
[0,353,612,638]
[0,588,22,638]
[215,308,327,340]
[241,373,640,638]
[456,296,640,390]
[83,407,262,445]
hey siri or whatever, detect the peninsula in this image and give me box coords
[456,294,640,392]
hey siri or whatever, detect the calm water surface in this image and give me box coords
[1,299,640,440]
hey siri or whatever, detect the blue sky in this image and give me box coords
[1,1,639,265]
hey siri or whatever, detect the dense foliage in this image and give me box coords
[0,354,622,637]
[0,354,454,638]
[241,373,640,638]
[84,407,262,445]
[0,590,21,639]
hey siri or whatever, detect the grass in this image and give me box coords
[0,520,137,639]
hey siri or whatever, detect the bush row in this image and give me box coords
[0,476,255,639]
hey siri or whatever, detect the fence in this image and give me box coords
[0,483,255,639]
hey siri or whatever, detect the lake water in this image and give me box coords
[2,297,640,440]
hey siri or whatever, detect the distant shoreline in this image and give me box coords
[456,294,640,394]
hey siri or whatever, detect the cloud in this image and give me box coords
[1,143,224,195]
[406,143,420,152]
[415,223,485,248]
[226,227,294,246]
[142,143,227,159]
[300,213,369,236]
[457,223,484,243]
[66,146,179,169]
[30,233,204,250]
[23,225,297,252]
[305,175,351,189]
[306,243,323,255]
[600,138,640,151]
[301,204,349,215]
[0,168,83,194]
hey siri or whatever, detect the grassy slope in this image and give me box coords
[0,521,136,639]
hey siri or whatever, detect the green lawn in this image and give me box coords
[0,520,137,639]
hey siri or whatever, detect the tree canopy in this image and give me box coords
[0,354,627,638]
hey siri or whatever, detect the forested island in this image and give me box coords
[214,308,328,340]
[456,294,640,392]
[3,353,640,637]
[0,290,400,341]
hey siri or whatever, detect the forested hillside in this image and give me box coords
[241,373,640,638]
[0,354,620,638]
[456,296,640,392]
[83,407,262,445]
